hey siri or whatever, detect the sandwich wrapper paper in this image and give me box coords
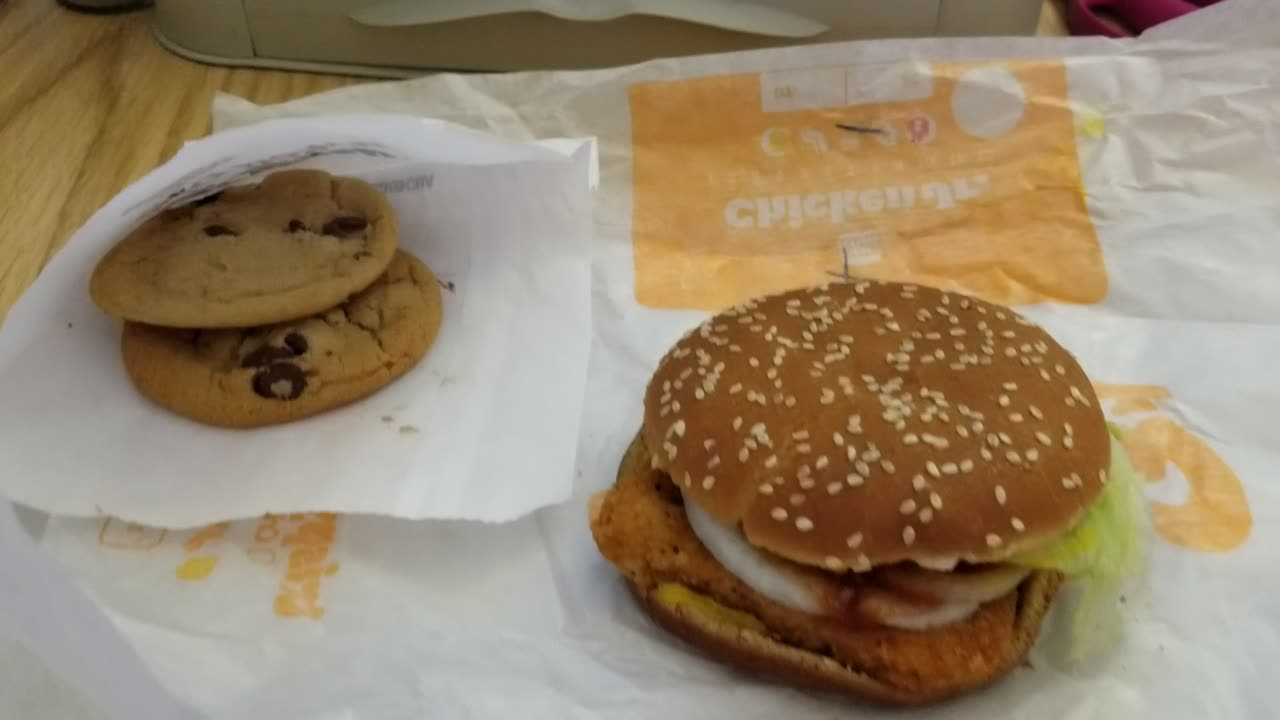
[4,0,1280,717]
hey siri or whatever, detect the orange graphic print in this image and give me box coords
[630,60,1104,310]
[1094,383,1251,552]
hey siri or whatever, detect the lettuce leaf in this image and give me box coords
[1006,423,1150,662]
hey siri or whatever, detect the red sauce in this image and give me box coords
[818,565,951,630]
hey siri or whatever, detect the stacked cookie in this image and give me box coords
[88,169,443,429]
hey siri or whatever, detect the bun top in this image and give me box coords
[641,280,1110,573]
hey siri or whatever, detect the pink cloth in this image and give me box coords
[1067,0,1227,37]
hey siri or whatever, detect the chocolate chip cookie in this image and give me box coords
[120,250,443,429]
[90,168,399,329]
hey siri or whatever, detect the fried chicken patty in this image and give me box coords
[590,435,1062,704]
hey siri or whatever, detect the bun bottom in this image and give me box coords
[590,434,1063,706]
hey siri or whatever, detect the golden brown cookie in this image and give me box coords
[120,250,443,428]
[90,168,399,329]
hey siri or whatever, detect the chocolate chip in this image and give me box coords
[321,216,368,236]
[251,363,306,400]
[192,192,222,207]
[203,224,236,237]
[283,332,309,354]
[287,219,306,232]
[240,344,296,368]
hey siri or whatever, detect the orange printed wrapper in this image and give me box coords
[631,60,1105,311]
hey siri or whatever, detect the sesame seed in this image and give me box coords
[827,481,844,495]
[1009,412,1024,423]
[926,461,941,478]
[815,456,830,470]
[1026,448,1040,462]
[912,474,928,491]
[900,499,917,514]
[785,396,797,407]
[832,432,845,446]
[1006,450,1022,463]
[671,401,681,413]
[881,459,896,474]
[1064,435,1075,449]
[941,462,958,475]
[708,455,721,469]
[824,556,844,571]
[995,485,1008,505]
[759,483,774,495]
[771,507,788,521]
[764,455,779,468]
[903,433,919,445]
[1011,517,1026,532]
[733,417,743,430]
[799,477,816,490]
[1100,469,1109,485]
[793,430,810,441]
[738,448,749,462]
[999,432,1012,444]
[856,460,871,476]
[694,388,705,400]
[960,459,975,472]
[797,443,812,454]
[922,433,949,449]
[1071,386,1092,407]
[789,493,806,506]
[846,473,865,487]
[846,445,857,461]
[749,358,760,368]
[980,447,994,461]
[1035,432,1052,446]
[796,517,814,532]
[902,526,916,545]
[683,473,692,487]
[998,395,1011,407]
[930,492,943,510]
[702,476,716,490]
[986,533,1003,548]
[820,389,836,404]
[1055,363,1066,375]
[846,532,864,548]
[918,507,934,523]
[1030,406,1044,420]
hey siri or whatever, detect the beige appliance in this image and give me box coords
[151,0,1046,78]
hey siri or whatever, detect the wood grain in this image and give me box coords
[0,0,1067,321]
[0,0,358,320]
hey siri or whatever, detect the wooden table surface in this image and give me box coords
[0,0,1067,320]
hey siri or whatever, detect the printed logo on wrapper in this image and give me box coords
[1095,384,1252,552]
[97,513,342,620]
[629,60,1106,311]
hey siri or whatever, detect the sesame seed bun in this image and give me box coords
[641,280,1109,572]
[589,435,1063,705]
